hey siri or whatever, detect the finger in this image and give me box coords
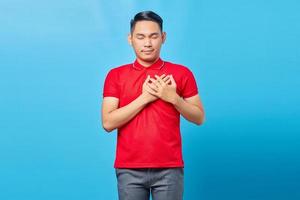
[165,78,172,85]
[166,78,172,85]
[150,78,161,88]
[149,78,156,83]
[147,82,158,92]
[162,75,170,82]
[170,75,176,86]
[159,74,166,79]
[144,75,150,84]
[149,78,160,88]
[155,75,166,86]
[146,84,158,96]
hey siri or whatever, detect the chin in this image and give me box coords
[140,55,158,62]
[143,57,156,62]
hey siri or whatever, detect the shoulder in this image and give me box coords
[164,61,194,75]
[105,63,132,79]
[108,63,131,73]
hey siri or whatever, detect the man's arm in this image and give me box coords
[173,94,205,125]
[102,94,149,132]
[102,74,170,132]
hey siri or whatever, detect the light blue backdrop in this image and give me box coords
[1,0,299,200]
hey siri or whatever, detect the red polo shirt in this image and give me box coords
[103,57,203,168]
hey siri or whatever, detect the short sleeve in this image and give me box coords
[181,68,198,98]
[103,69,120,98]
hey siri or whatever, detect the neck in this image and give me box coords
[137,57,160,67]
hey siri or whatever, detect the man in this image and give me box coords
[102,11,205,200]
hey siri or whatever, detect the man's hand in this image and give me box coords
[146,74,179,104]
[142,74,168,103]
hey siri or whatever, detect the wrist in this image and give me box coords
[171,93,180,105]
[140,92,151,104]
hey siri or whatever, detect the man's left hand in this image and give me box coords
[146,74,179,105]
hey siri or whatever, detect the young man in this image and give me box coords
[102,11,205,200]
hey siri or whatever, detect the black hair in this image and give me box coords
[130,11,163,33]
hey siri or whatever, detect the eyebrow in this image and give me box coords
[135,33,160,37]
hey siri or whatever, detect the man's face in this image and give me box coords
[128,20,166,63]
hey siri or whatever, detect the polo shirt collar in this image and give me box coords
[132,57,165,70]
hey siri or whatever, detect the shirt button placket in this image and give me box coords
[144,69,150,78]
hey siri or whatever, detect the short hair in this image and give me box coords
[130,11,163,33]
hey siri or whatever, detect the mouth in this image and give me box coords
[142,49,154,54]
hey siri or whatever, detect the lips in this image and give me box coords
[142,49,154,52]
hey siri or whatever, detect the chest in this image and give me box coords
[118,69,183,107]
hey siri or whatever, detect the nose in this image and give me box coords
[144,39,152,47]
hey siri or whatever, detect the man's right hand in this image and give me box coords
[142,74,169,103]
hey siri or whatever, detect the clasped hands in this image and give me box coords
[142,74,179,104]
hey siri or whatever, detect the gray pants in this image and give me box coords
[115,167,184,200]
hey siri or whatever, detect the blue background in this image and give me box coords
[1,0,299,199]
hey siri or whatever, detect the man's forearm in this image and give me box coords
[104,94,149,132]
[172,95,204,125]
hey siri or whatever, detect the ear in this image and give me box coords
[162,32,167,44]
[127,33,132,46]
